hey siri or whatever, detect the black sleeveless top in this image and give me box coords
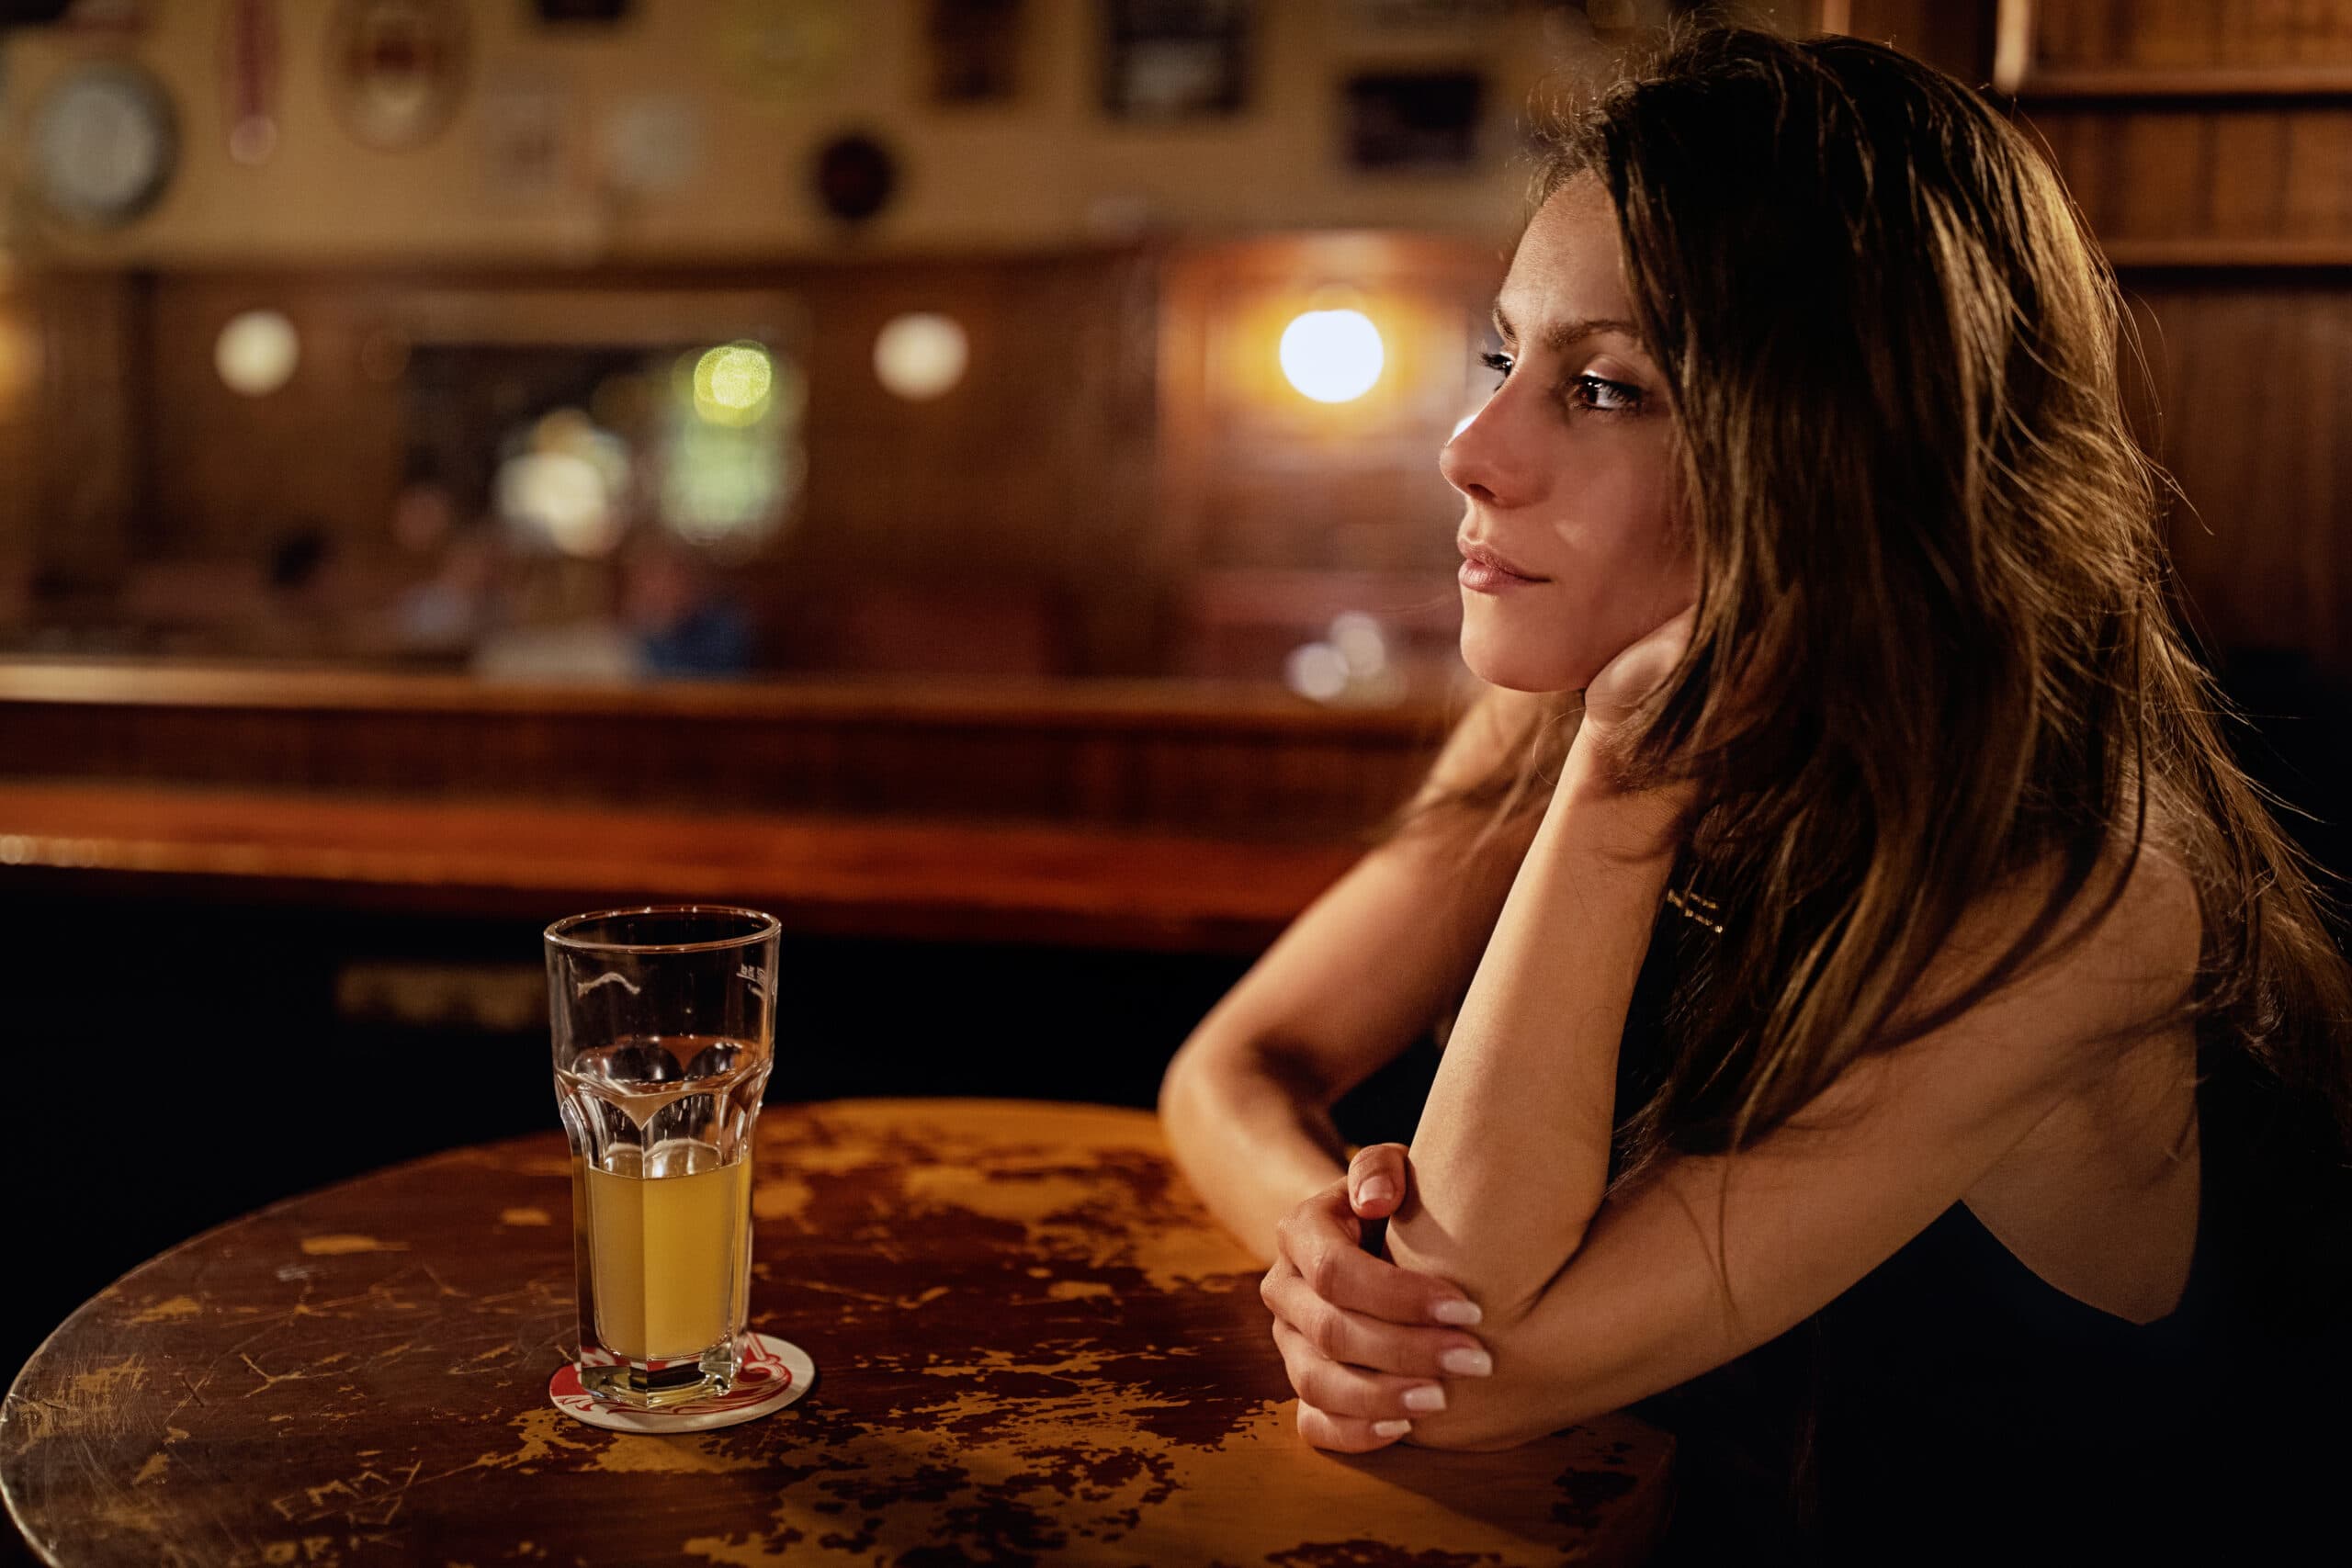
[1612,901,2352,1564]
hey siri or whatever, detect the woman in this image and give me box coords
[1159,24,2350,1561]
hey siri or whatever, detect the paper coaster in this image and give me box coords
[548,1331,815,1433]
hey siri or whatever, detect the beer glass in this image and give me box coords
[545,906,779,1409]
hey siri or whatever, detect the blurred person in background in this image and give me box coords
[245,522,355,661]
[625,541,754,679]
[1161,24,2349,1563]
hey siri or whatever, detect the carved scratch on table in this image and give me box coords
[240,1352,314,1397]
[25,1356,151,1438]
[266,1459,427,1529]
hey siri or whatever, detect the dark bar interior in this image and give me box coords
[3,3,2347,1562]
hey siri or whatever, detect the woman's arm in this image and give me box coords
[1392,840,2199,1450]
[1160,685,1557,1263]
[1383,736,1690,1315]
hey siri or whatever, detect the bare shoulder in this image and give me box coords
[2054,835,2199,1003]
[1944,834,2202,1052]
[1798,837,2201,1135]
[2098,836,2202,982]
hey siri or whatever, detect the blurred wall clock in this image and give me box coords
[811,131,898,224]
[326,0,469,152]
[27,61,178,229]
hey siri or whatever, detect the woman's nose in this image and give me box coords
[1440,398,1532,509]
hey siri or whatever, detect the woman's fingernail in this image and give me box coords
[1431,1299,1483,1326]
[1402,1384,1447,1413]
[1355,1176,1396,1208]
[1440,1347,1494,1378]
[1372,1419,1414,1438]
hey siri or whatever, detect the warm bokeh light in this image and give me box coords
[494,408,632,559]
[692,343,775,426]
[214,310,300,397]
[1283,640,1350,702]
[498,450,620,558]
[1278,309,1384,403]
[1286,612,1406,705]
[1328,612,1388,677]
[664,346,802,553]
[873,311,969,400]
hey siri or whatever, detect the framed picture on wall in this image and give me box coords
[531,0,631,20]
[1102,0,1251,121]
[1343,70,1486,172]
[928,0,1024,105]
[326,0,469,152]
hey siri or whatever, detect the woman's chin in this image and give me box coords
[1459,626,1589,694]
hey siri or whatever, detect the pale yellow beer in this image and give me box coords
[582,1144,753,1362]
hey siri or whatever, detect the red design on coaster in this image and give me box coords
[548,1331,815,1433]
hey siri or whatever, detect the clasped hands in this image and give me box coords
[1261,610,1704,1452]
[1261,1143,1493,1452]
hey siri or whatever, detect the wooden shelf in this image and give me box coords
[2010,65,2352,102]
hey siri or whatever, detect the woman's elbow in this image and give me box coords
[1157,1029,1230,1135]
[1396,1348,1616,1451]
[1398,1396,1570,1452]
[1398,1407,1533,1452]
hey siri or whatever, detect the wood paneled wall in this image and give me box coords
[2121,280,2351,667]
[89,250,1161,673]
[2008,0,2352,671]
[0,271,145,596]
[1841,0,2352,675]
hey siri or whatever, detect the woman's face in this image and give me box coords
[1442,174,1693,694]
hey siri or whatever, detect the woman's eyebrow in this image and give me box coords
[1489,304,1643,353]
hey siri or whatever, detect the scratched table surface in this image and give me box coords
[2,1099,1671,1567]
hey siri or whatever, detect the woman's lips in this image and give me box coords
[1457,537,1546,593]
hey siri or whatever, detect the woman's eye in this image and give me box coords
[1480,355,1642,414]
[1573,375,1643,413]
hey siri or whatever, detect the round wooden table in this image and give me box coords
[2,1099,1671,1566]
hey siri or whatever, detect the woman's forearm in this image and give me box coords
[1160,1039,1352,1266]
[1385,740,1689,1321]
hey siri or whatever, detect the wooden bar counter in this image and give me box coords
[0,781,1360,953]
[0,661,1453,836]
[0,660,1454,952]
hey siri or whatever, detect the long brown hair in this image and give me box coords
[1415,25,2352,1186]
